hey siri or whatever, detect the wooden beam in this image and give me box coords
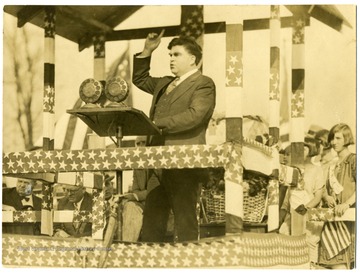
[78,16,310,51]
[58,6,113,33]
[79,22,226,51]
[17,6,43,27]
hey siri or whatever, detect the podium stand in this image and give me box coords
[67,107,161,190]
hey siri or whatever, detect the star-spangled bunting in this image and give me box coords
[93,35,105,58]
[3,145,227,173]
[226,52,243,87]
[7,211,40,223]
[44,10,55,38]
[92,189,105,237]
[43,86,55,113]
[41,182,53,235]
[291,89,304,118]
[2,233,309,268]
[307,208,355,222]
[267,179,279,206]
[270,5,280,19]
[73,211,92,223]
[269,45,280,101]
[292,18,305,44]
[180,5,204,41]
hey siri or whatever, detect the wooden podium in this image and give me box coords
[67,106,161,191]
[67,106,160,144]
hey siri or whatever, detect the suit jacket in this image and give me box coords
[55,191,92,237]
[132,55,216,146]
[132,169,160,208]
[2,187,42,235]
[3,187,42,210]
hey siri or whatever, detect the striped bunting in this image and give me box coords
[321,222,351,259]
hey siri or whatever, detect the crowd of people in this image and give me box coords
[2,29,356,269]
[278,123,356,269]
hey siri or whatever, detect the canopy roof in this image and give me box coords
[4,5,352,51]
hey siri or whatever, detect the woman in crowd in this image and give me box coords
[279,137,325,264]
[319,123,356,269]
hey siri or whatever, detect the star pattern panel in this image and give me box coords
[2,233,309,268]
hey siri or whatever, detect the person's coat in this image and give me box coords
[55,191,93,237]
[2,187,42,235]
[132,55,216,146]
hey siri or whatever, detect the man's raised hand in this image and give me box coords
[141,29,165,56]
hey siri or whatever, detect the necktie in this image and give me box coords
[165,78,179,95]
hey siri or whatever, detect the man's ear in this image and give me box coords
[190,55,196,65]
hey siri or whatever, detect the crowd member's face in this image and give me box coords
[104,182,114,201]
[16,179,34,197]
[331,132,346,154]
[64,185,85,203]
[169,45,196,77]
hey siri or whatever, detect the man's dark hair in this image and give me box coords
[168,36,202,65]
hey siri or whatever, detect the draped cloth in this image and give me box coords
[320,221,351,259]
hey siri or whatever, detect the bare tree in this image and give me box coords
[3,18,43,152]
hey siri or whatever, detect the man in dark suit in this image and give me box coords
[132,30,216,242]
[2,178,42,235]
[53,183,92,238]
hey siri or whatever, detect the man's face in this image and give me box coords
[104,182,114,201]
[64,185,85,203]
[169,45,196,77]
[16,179,34,197]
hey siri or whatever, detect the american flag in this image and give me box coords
[107,43,132,106]
[180,5,204,42]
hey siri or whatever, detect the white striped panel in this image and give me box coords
[53,210,75,223]
[270,20,280,47]
[57,172,77,185]
[54,113,71,149]
[43,112,55,139]
[290,118,304,142]
[225,180,243,218]
[269,99,280,127]
[94,58,105,81]
[2,211,13,222]
[41,209,53,235]
[271,146,280,171]
[225,87,243,117]
[267,204,279,231]
[292,44,305,69]
[44,37,55,64]
[83,172,101,188]
[70,120,88,150]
